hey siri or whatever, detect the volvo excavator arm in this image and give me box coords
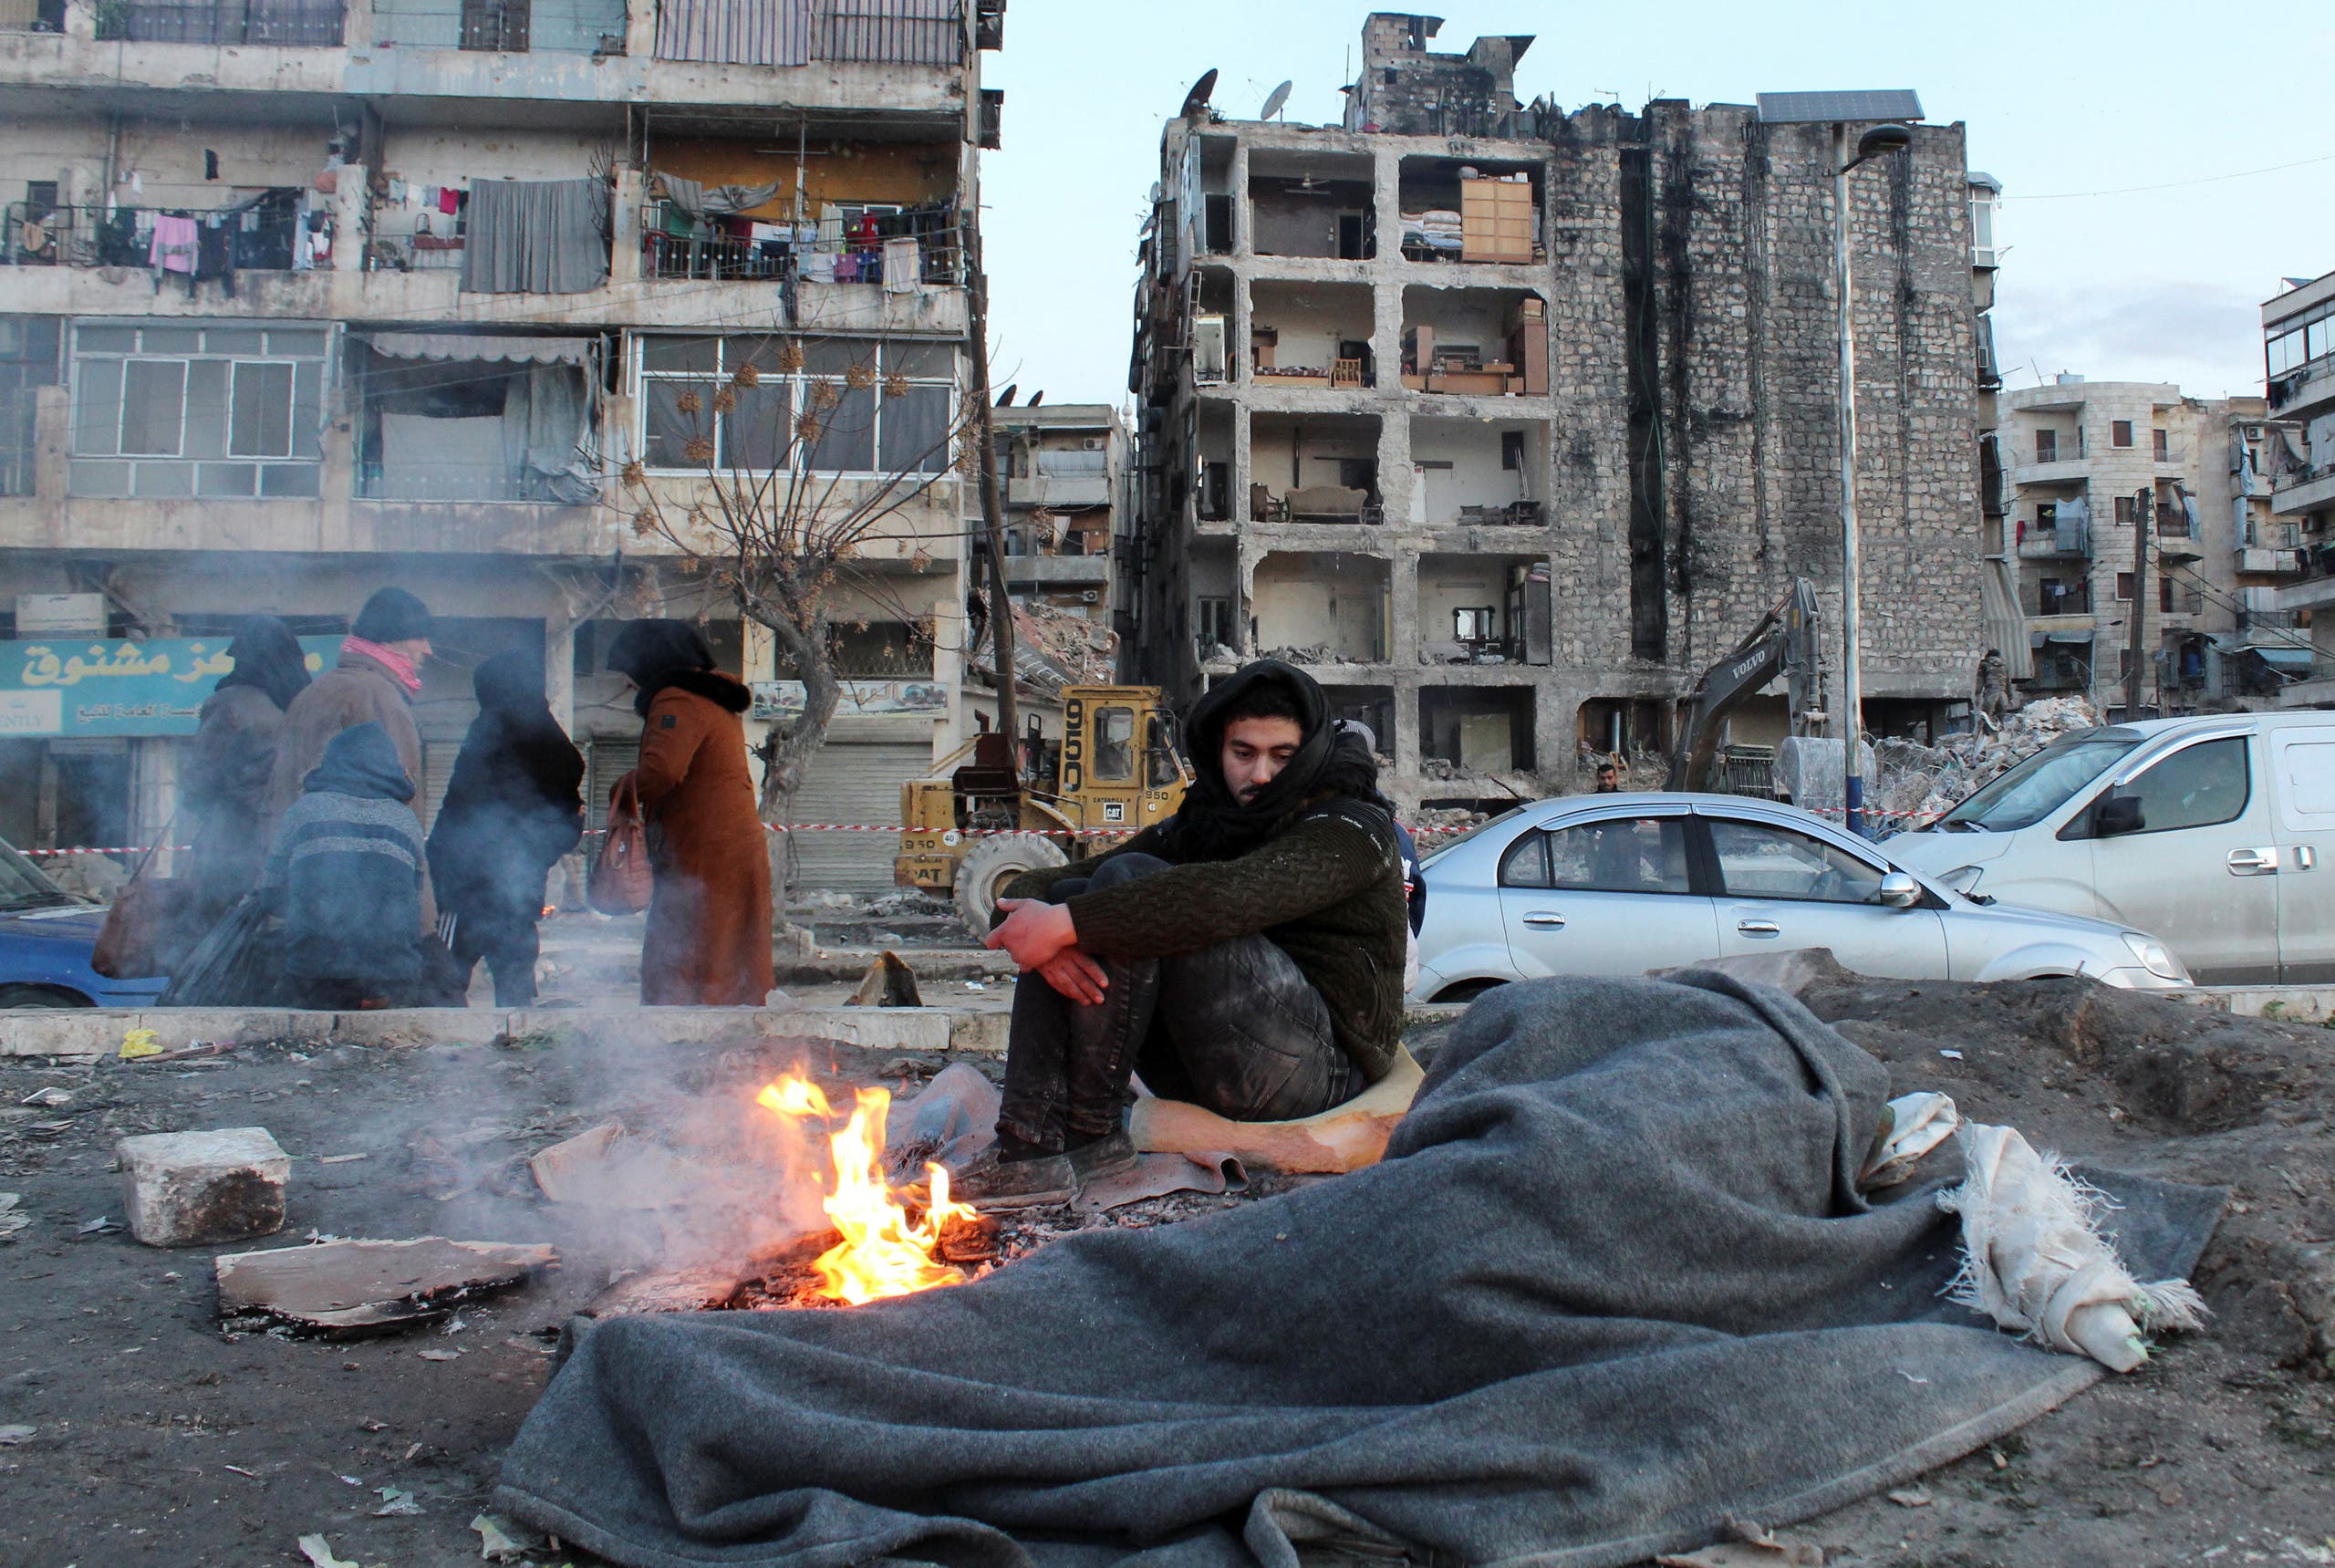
[1665,578,1823,793]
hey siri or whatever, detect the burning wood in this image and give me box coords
[756,1075,978,1304]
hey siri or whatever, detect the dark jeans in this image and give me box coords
[997,853,1363,1149]
[450,914,541,1009]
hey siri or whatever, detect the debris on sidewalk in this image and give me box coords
[296,1534,359,1568]
[470,1511,541,1560]
[0,1193,27,1240]
[527,1122,690,1210]
[215,1236,558,1334]
[19,1085,71,1106]
[116,1126,289,1247]
[118,1026,162,1060]
[846,950,923,1009]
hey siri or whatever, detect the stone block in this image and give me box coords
[0,1011,121,1059]
[116,1127,289,1248]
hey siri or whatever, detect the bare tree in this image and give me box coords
[615,330,981,856]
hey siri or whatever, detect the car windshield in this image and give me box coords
[1419,806,1527,867]
[0,838,76,913]
[1936,732,2141,832]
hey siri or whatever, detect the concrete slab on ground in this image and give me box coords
[0,1004,1009,1061]
[2185,986,2335,1023]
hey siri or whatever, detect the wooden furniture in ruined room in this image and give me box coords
[1459,174,1536,264]
[1400,304,1548,396]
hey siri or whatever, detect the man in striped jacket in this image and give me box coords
[259,721,431,1010]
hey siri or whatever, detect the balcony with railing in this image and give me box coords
[2273,460,2335,521]
[2015,511,2090,558]
[0,0,973,115]
[92,0,343,42]
[2028,581,2091,618]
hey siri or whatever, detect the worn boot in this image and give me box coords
[950,1143,1078,1210]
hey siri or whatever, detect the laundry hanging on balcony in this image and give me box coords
[648,171,787,223]
[461,177,608,296]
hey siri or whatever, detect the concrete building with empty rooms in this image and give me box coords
[1122,13,1998,813]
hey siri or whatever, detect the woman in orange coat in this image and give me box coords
[605,620,774,1005]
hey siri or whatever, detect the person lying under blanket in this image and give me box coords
[956,659,1410,1208]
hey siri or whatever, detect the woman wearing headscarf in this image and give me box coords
[426,648,584,1007]
[960,659,1409,1208]
[604,619,773,1006]
[184,615,313,918]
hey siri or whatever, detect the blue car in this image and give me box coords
[0,839,171,1009]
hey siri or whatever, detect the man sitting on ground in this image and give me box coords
[959,660,1410,1208]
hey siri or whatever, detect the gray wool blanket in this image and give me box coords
[495,972,2224,1567]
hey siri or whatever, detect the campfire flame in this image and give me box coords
[757,1075,979,1305]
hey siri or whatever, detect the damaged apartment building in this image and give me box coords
[0,0,1004,892]
[1125,13,1993,811]
[1996,377,2303,715]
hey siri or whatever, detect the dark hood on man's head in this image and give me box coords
[473,647,547,713]
[303,721,416,803]
[214,615,312,712]
[1163,659,1344,862]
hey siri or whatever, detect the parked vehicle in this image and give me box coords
[1891,712,2335,986]
[0,839,170,1009]
[1412,792,2189,1002]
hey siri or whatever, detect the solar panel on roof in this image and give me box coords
[1755,90,1924,124]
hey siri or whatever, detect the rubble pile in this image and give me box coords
[967,602,1118,697]
[1412,805,1490,837]
[1259,643,1339,666]
[1869,696,2102,828]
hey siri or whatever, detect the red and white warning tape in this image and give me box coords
[22,845,193,857]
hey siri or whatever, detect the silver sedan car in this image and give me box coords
[1411,792,2191,1002]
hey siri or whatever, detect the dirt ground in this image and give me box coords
[5,976,2335,1566]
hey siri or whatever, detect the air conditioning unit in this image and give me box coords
[1080,589,1099,603]
[1081,436,1106,452]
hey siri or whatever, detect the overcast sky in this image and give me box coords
[981,0,2335,409]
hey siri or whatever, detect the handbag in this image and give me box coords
[91,821,198,980]
[588,776,654,916]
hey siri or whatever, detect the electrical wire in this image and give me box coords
[2009,151,2335,202]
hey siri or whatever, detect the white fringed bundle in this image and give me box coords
[1936,1122,2208,1372]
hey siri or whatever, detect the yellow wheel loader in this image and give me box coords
[897,686,1192,938]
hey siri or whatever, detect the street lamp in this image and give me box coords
[1832,120,1912,836]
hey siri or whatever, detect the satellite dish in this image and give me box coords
[1261,79,1292,121]
[1148,181,1163,205]
[1178,68,1218,121]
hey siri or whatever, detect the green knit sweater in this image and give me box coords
[1001,807,1408,1081]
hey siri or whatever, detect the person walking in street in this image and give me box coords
[259,722,432,1010]
[960,659,1406,1208]
[266,587,435,925]
[604,619,773,1006]
[183,615,312,919]
[426,648,584,1007]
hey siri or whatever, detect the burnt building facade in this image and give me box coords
[1124,14,1990,810]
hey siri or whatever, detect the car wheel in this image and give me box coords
[0,984,94,1009]
[1432,978,1507,1004]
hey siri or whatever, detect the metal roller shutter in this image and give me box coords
[782,741,926,898]
[585,739,639,831]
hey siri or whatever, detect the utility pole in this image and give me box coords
[963,218,1019,753]
[1832,122,1866,836]
[2122,485,2152,721]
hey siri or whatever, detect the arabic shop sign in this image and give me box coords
[0,637,341,737]
[749,679,949,722]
